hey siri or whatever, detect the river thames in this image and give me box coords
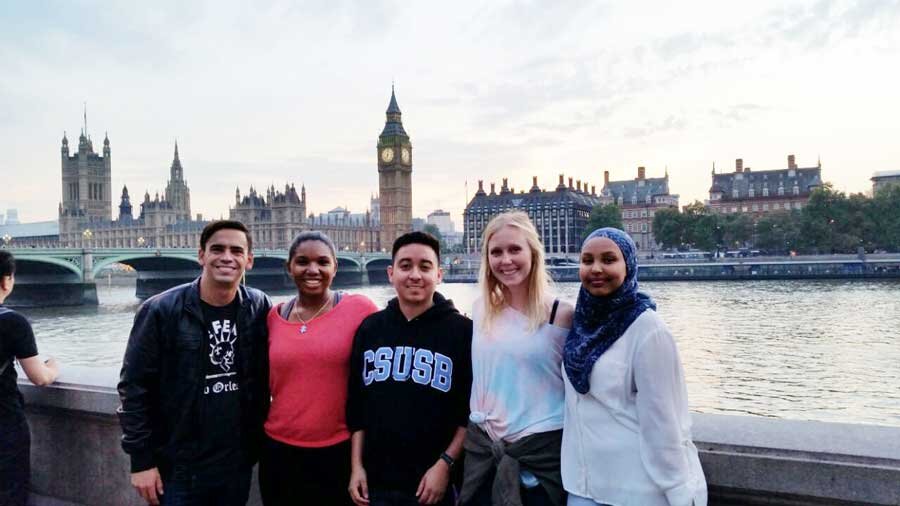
[17,280,900,427]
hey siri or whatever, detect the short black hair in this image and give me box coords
[391,231,440,263]
[287,231,337,267]
[200,220,252,252]
[0,251,14,278]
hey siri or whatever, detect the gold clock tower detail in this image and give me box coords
[377,86,413,249]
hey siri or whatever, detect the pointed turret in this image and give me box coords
[118,185,133,222]
[379,86,408,140]
[170,141,183,181]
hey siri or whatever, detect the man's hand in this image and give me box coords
[416,460,450,505]
[131,468,164,505]
[348,465,370,506]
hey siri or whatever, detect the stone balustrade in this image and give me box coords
[18,365,900,506]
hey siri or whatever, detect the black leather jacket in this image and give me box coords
[117,278,272,473]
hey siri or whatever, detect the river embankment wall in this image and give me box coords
[17,366,900,506]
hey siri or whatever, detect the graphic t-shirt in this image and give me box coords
[195,298,243,470]
[0,305,38,420]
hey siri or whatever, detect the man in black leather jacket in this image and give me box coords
[118,220,272,506]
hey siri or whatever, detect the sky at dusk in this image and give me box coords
[2,0,899,226]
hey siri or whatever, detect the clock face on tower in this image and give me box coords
[401,148,410,164]
[381,148,394,163]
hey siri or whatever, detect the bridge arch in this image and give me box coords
[11,256,83,279]
[91,252,201,278]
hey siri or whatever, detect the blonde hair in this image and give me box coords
[478,211,552,333]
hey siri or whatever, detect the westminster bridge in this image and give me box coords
[3,247,393,306]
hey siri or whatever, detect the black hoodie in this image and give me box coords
[347,292,472,493]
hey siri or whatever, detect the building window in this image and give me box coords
[752,204,758,211]
[763,203,769,211]
[778,186,785,196]
[793,186,800,196]
[763,187,769,197]
[773,203,780,210]
[749,188,755,198]
[641,223,648,232]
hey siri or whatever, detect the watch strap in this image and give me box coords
[440,452,455,468]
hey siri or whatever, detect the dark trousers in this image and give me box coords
[0,416,29,506]
[259,435,354,506]
[369,489,455,506]
[160,464,252,506]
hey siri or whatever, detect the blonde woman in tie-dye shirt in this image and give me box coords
[460,211,574,506]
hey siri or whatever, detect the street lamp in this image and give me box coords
[2,234,11,248]
[137,236,146,248]
[359,240,366,254]
[82,228,93,248]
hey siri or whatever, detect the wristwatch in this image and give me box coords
[440,452,455,469]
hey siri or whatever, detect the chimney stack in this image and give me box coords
[568,177,573,189]
[788,154,797,169]
[501,178,508,191]
[477,180,484,192]
[591,185,596,195]
[533,176,538,186]
[604,170,610,185]
[559,174,564,185]
[637,166,646,180]
[577,180,582,192]
[736,158,743,173]
[490,182,495,194]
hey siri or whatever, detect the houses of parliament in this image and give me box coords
[56,89,413,251]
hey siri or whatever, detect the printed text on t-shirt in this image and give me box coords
[362,346,453,392]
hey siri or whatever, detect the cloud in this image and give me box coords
[624,115,688,139]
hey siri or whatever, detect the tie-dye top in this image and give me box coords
[469,299,567,442]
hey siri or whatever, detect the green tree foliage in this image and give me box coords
[422,224,448,253]
[583,204,623,238]
[755,211,802,254]
[872,184,900,251]
[652,208,685,250]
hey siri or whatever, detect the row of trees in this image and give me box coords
[583,184,900,254]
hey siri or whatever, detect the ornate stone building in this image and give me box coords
[58,125,113,245]
[165,142,191,221]
[57,122,207,248]
[377,87,413,248]
[464,175,608,255]
[601,166,679,251]
[229,185,381,251]
[707,155,823,216]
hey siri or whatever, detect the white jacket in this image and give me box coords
[561,310,707,506]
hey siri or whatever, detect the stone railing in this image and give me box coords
[19,366,900,506]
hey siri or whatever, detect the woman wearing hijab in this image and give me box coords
[561,228,706,506]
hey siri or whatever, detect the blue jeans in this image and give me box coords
[160,465,252,506]
[0,417,29,506]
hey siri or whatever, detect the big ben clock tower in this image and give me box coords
[377,86,412,249]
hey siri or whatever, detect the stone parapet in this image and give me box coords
[18,366,900,506]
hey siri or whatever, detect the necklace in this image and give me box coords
[294,294,332,334]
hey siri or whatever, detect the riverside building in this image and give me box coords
[601,166,679,251]
[707,155,823,217]
[464,175,608,255]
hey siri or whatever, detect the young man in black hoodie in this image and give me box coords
[347,232,472,506]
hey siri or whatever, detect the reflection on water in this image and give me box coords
[18,280,900,427]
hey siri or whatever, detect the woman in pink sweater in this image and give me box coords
[260,231,378,506]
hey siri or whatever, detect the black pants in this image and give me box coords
[369,488,455,506]
[259,435,354,506]
[0,416,29,506]
[160,464,252,506]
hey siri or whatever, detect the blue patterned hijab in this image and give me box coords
[563,228,657,394]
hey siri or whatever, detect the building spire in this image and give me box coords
[83,102,88,138]
[174,139,180,161]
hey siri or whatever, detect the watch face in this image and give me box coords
[381,148,394,163]
[401,148,410,164]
